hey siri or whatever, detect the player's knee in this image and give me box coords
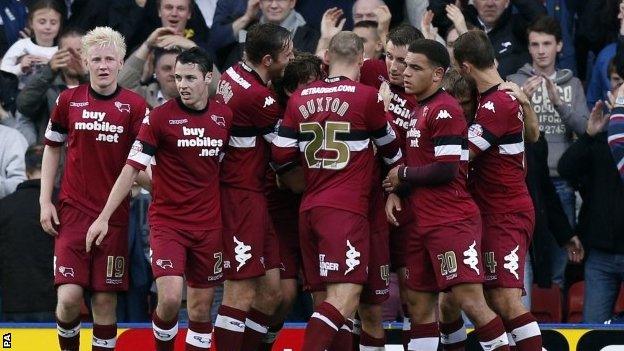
[91,294,117,316]
[187,303,211,322]
[486,290,519,320]
[158,290,183,313]
[259,285,283,309]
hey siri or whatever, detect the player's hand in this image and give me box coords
[565,235,584,263]
[40,201,59,236]
[500,81,529,106]
[320,7,346,40]
[385,193,402,226]
[383,165,402,192]
[86,217,109,253]
[587,100,609,136]
[379,81,393,112]
[445,4,468,35]
[543,76,562,106]
[521,75,542,98]
[421,10,438,40]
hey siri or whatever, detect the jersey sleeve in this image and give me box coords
[251,91,283,143]
[271,99,300,166]
[428,105,466,163]
[366,89,402,166]
[126,108,158,171]
[44,91,70,146]
[468,94,512,156]
[130,97,149,140]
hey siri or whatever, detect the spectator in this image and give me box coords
[195,0,219,28]
[0,0,62,85]
[0,145,56,322]
[454,0,546,78]
[210,0,259,59]
[558,94,624,323]
[294,0,354,31]
[0,123,27,199]
[0,0,28,57]
[216,0,319,71]
[353,0,391,44]
[119,27,189,108]
[609,63,624,183]
[16,28,86,144]
[544,0,576,73]
[353,20,383,60]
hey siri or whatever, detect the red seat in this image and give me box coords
[613,283,624,314]
[531,284,562,322]
[567,281,584,323]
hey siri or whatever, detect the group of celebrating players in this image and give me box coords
[37,16,543,351]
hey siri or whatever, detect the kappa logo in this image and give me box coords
[70,101,89,107]
[377,92,383,103]
[504,245,520,280]
[463,241,480,274]
[156,259,174,269]
[436,109,452,120]
[58,266,74,277]
[263,96,276,108]
[211,115,226,127]
[422,105,429,117]
[483,101,496,113]
[114,101,131,113]
[344,240,361,275]
[233,236,252,271]
[142,115,150,125]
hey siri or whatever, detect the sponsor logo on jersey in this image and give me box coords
[504,245,520,279]
[344,240,361,275]
[156,259,173,269]
[58,266,74,277]
[82,110,106,122]
[217,80,234,103]
[225,67,251,89]
[483,101,496,113]
[263,96,275,108]
[468,124,484,138]
[319,254,339,277]
[463,241,480,274]
[69,101,89,107]
[211,115,226,127]
[233,236,252,271]
[436,109,452,120]
[129,140,143,157]
[114,101,131,113]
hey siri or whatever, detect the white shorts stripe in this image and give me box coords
[434,144,462,157]
[407,337,439,351]
[92,336,116,349]
[245,318,268,334]
[511,321,541,342]
[152,321,178,341]
[186,330,212,348]
[127,151,152,166]
[215,315,245,333]
[469,136,491,151]
[273,135,298,148]
[440,326,467,344]
[311,312,338,331]
[228,136,256,148]
[45,129,67,143]
[499,141,524,155]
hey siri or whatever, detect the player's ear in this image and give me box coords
[262,54,273,68]
[323,50,330,66]
[204,71,213,85]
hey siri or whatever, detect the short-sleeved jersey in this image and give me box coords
[44,85,147,225]
[217,62,283,192]
[467,85,533,214]
[406,89,479,226]
[359,58,388,89]
[126,97,233,230]
[272,76,402,217]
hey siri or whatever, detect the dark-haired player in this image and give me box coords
[88,47,232,351]
[272,31,402,351]
[383,39,510,351]
[214,23,294,351]
[453,30,542,350]
[40,27,148,351]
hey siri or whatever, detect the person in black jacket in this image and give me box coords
[558,100,624,323]
[0,145,56,322]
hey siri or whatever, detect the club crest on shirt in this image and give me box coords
[211,115,226,127]
[114,101,131,113]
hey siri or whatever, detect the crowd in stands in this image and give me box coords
[0,0,623,326]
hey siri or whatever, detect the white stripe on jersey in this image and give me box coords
[461,149,470,161]
[228,136,256,148]
[498,141,524,155]
[300,139,370,152]
[469,135,491,151]
[128,151,152,167]
[434,144,462,157]
[273,135,298,148]
[263,131,278,143]
[45,129,67,143]
[383,149,403,165]
[373,123,397,146]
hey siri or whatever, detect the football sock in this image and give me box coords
[214,305,246,351]
[408,322,439,351]
[153,312,178,351]
[57,316,80,351]
[440,317,467,350]
[301,302,345,351]
[504,313,542,351]
[476,316,510,351]
[359,329,386,351]
[241,308,271,351]
[185,320,212,350]
[92,323,116,351]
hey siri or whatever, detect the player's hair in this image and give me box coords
[328,31,364,64]
[387,24,424,47]
[274,51,323,103]
[245,23,292,64]
[453,30,496,69]
[25,145,44,174]
[28,0,64,26]
[442,68,477,121]
[527,16,562,42]
[154,47,182,66]
[82,26,127,59]
[176,47,213,75]
[408,39,450,71]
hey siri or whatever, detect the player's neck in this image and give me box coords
[416,83,441,102]
[473,68,504,94]
[91,82,118,97]
[185,93,209,111]
[245,61,271,85]
[328,64,359,81]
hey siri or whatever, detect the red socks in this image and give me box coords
[92,323,117,350]
[57,316,81,351]
[440,318,467,350]
[408,322,439,351]
[241,308,271,351]
[476,317,510,351]
[186,320,212,350]
[302,302,345,351]
[360,330,385,350]
[214,305,246,351]
[504,313,542,351]
[152,312,178,351]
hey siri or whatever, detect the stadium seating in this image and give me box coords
[567,281,584,323]
[531,284,563,323]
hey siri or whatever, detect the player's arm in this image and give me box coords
[368,92,403,167]
[467,98,509,161]
[499,81,539,143]
[271,101,301,190]
[136,167,152,192]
